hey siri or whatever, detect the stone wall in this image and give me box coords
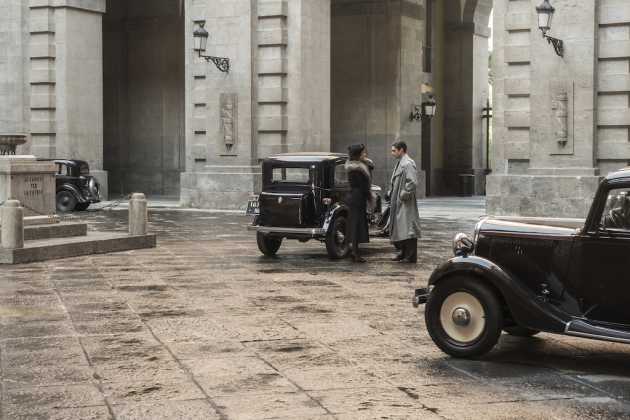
[597,0,630,176]
[180,0,259,209]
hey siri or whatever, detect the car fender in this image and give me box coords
[58,184,86,203]
[428,255,570,333]
[322,204,349,233]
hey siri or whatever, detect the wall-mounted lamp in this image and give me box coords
[410,95,437,122]
[536,0,564,57]
[193,21,230,73]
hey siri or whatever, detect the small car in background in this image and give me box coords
[414,167,630,358]
[50,159,101,212]
[247,153,384,258]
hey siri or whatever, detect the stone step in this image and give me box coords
[0,232,156,264]
[24,222,88,241]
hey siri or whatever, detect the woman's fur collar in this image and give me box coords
[345,159,371,179]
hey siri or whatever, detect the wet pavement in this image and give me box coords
[1,197,630,419]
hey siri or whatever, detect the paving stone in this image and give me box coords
[183,356,299,397]
[213,391,328,419]
[112,400,220,420]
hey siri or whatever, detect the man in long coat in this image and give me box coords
[387,141,421,263]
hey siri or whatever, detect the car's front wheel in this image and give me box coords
[256,232,282,256]
[325,215,350,259]
[56,191,78,212]
[425,276,503,358]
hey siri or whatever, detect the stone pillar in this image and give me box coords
[399,1,426,197]
[488,0,601,218]
[26,0,108,198]
[285,0,331,154]
[0,1,30,149]
[128,193,147,236]
[2,200,24,250]
[180,0,260,210]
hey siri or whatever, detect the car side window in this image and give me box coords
[601,188,630,231]
[56,164,63,175]
[334,163,348,186]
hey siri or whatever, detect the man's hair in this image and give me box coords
[392,141,407,153]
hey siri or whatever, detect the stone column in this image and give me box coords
[52,0,108,198]
[0,1,30,148]
[285,0,331,154]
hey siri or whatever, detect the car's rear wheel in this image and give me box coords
[425,276,503,358]
[56,191,77,212]
[325,215,350,259]
[256,232,282,256]
[75,202,90,211]
[504,326,540,337]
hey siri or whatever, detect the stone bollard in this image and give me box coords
[128,193,148,236]
[1,200,24,249]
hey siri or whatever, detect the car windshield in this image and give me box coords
[272,167,311,184]
[79,162,89,175]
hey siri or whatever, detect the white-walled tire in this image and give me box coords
[425,276,503,358]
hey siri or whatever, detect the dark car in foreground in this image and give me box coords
[49,159,101,212]
[414,167,630,358]
[247,153,385,258]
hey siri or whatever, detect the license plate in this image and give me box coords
[246,199,260,215]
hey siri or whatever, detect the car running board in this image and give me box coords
[565,319,630,344]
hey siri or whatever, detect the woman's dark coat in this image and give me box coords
[345,160,371,244]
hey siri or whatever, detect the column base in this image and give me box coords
[486,174,603,218]
[180,167,262,210]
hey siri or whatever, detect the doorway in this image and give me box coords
[103,0,185,198]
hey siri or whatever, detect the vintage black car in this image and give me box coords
[247,153,385,258]
[414,167,630,358]
[49,159,101,212]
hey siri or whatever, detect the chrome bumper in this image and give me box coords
[412,288,430,308]
[247,225,326,237]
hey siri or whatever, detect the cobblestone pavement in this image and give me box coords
[2,198,630,419]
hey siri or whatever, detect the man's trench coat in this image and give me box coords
[388,154,422,243]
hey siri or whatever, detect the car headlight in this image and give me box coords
[453,233,474,256]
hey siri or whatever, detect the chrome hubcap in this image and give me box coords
[440,292,486,344]
[452,307,471,326]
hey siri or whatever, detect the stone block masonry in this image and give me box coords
[488,0,604,218]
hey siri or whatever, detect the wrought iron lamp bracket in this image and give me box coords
[544,34,564,57]
[199,51,230,73]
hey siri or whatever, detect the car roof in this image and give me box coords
[606,167,630,182]
[267,152,346,163]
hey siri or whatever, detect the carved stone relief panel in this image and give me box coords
[550,81,574,156]
[220,93,238,155]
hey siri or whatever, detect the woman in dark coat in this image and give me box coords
[345,144,372,263]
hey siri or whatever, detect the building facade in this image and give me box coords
[13,0,619,216]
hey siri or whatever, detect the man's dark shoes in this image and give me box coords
[391,253,405,262]
[352,255,367,263]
